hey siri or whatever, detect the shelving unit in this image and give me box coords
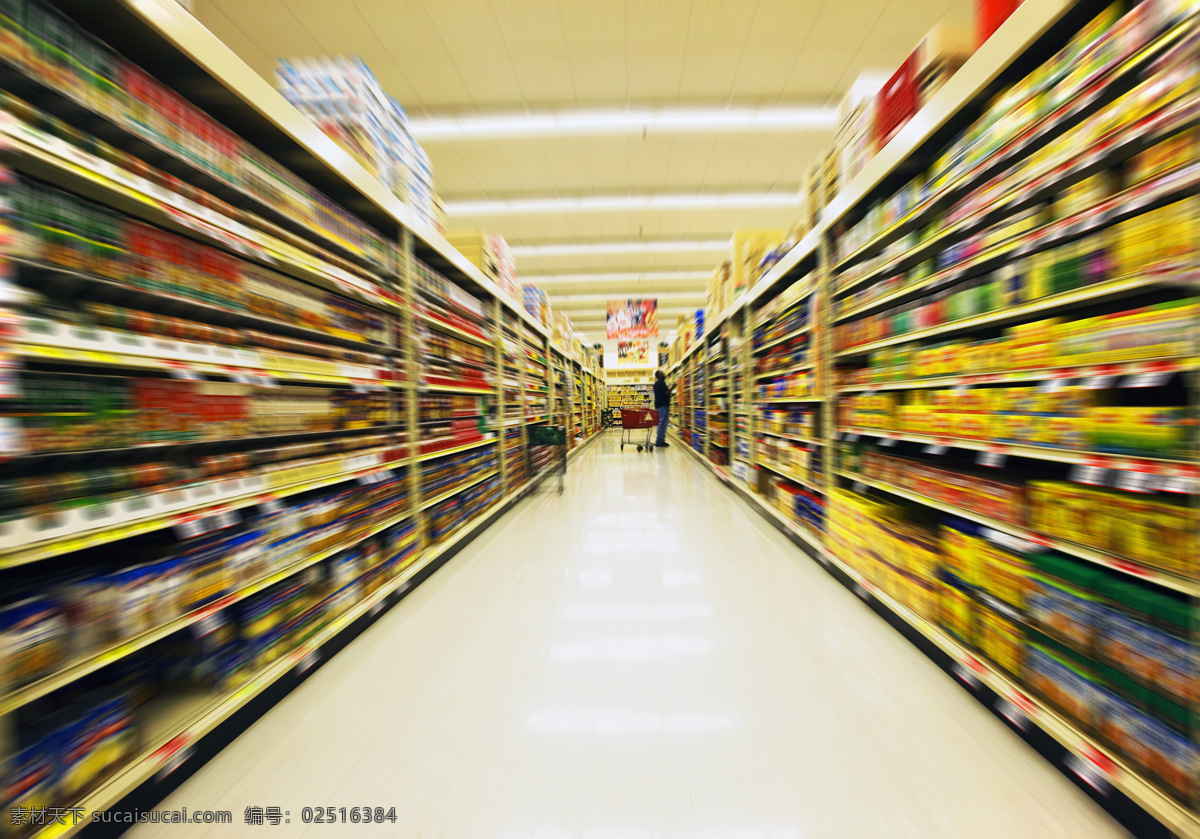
[667,1,1200,834]
[607,384,653,411]
[0,1,608,834]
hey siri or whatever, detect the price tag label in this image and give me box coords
[296,649,320,674]
[192,613,222,638]
[1064,752,1113,794]
[981,528,1038,555]
[1115,470,1155,494]
[952,661,981,690]
[260,496,285,515]
[923,444,948,456]
[369,599,386,618]
[154,742,194,783]
[1122,371,1172,388]
[1080,375,1114,390]
[853,481,867,494]
[121,495,153,517]
[978,451,1006,468]
[84,502,116,523]
[166,365,201,381]
[880,437,897,447]
[847,433,860,443]
[1070,464,1109,486]
[189,484,217,503]
[995,697,1031,731]
[1159,475,1196,494]
[1039,377,1071,393]
[174,517,203,540]
[852,582,870,601]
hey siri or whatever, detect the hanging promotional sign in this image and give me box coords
[617,340,652,367]
[606,299,658,341]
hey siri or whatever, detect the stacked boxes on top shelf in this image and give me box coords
[275,56,439,231]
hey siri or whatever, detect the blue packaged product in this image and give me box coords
[0,596,67,686]
[1,739,57,829]
[57,694,136,801]
[329,548,362,590]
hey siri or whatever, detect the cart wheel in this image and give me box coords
[636,445,643,452]
[621,443,624,450]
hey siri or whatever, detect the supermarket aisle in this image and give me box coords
[134,433,1126,838]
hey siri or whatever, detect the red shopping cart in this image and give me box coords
[620,408,659,453]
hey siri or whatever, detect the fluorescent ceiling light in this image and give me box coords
[511,239,728,257]
[446,191,802,217]
[527,271,709,284]
[411,106,836,142]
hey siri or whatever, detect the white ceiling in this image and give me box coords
[193,0,972,339]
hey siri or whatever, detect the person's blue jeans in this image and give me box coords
[655,406,668,444]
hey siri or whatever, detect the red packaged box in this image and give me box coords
[874,52,920,149]
[977,0,1022,45]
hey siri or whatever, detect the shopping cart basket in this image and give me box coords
[619,408,658,453]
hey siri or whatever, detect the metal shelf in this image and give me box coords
[414,438,497,462]
[835,357,1198,393]
[834,272,1189,358]
[757,430,825,446]
[0,449,396,570]
[837,427,1197,479]
[418,470,500,511]
[754,460,825,494]
[835,471,1200,596]
[0,507,414,715]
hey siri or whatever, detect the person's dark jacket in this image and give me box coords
[653,379,670,409]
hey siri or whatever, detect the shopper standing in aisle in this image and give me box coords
[653,370,671,448]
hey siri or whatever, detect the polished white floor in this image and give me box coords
[133,432,1127,837]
